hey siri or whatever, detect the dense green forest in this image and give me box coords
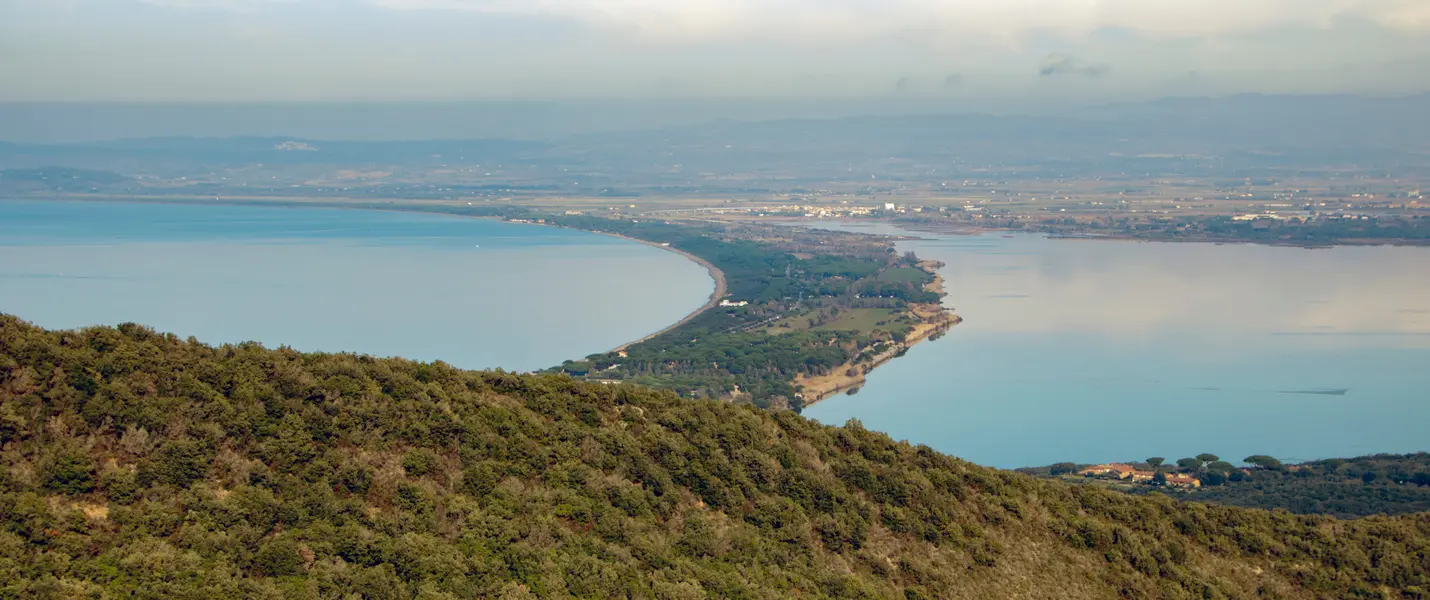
[1157,454,1430,519]
[43,201,941,406]
[1021,454,1430,519]
[3,315,1430,599]
[346,205,943,405]
[529,214,941,407]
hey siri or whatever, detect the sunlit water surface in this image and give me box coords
[801,222,1430,468]
[0,200,712,372]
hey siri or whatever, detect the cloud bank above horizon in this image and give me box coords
[5,0,1429,103]
[367,0,1430,38]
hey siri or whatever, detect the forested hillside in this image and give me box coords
[2,315,1428,599]
[1162,454,1430,519]
[1023,455,1430,520]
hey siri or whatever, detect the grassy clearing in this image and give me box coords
[762,311,818,333]
[878,267,932,284]
[812,308,902,332]
[763,308,910,335]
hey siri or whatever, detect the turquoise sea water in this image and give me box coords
[0,200,713,372]
[801,222,1430,468]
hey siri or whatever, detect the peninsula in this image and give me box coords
[519,211,959,410]
[3,195,954,410]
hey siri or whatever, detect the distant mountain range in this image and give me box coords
[2,93,1426,146]
[0,167,132,193]
[2,94,1425,191]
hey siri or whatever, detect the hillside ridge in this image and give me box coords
[1,314,1427,598]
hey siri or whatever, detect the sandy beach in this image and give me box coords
[794,261,960,407]
[603,233,728,354]
[36,195,948,405]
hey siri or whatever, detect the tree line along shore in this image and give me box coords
[1020,453,1430,519]
[22,197,958,411]
[506,210,958,411]
[4,198,1429,597]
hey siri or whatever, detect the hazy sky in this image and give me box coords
[4,0,1430,103]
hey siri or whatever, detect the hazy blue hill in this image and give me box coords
[635,95,1430,158]
[1075,93,1430,122]
[0,137,550,172]
[1068,93,1430,155]
[2,94,1426,184]
[0,166,127,183]
[0,167,131,192]
[4,94,1425,150]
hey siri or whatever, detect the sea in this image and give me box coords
[4,201,1427,469]
[800,222,1430,468]
[0,200,713,373]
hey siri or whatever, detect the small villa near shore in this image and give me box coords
[1079,464,1141,479]
[1164,474,1202,488]
[1077,463,1202,488]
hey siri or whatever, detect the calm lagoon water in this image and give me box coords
[7,203,1427,469]
[0,200,713,372]
[802,222,1430,468]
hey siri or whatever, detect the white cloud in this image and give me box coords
[367,0,1430,43]
[5,0,1428,101]
[1368,0,1430,30]
[139,0,295,7]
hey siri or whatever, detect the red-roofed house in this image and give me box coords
[1164,474,1202,488]
[1077,464,1138,480]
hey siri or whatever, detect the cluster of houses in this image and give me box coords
[1077,463,1202,488]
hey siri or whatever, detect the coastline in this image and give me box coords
[794,261,961,407]
[540,222,958,407]
[597,232,728,354]
[14,195,949,406]
[882,218,1430,249]
[3,195,730,364]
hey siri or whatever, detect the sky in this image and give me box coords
[3,0,1430,104]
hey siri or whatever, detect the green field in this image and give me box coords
[877,266,932,284]
[812,308,901,332]
[765,308,912,336]
[761,310,822,333]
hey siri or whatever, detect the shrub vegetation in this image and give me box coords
[1,315,1427,598]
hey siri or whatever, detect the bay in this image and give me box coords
[801,222,1430,468]
[0,200,713,372]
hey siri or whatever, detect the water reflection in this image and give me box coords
[0,201,714,373]
[928,235,1430,340]
[801,222,1430,468]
